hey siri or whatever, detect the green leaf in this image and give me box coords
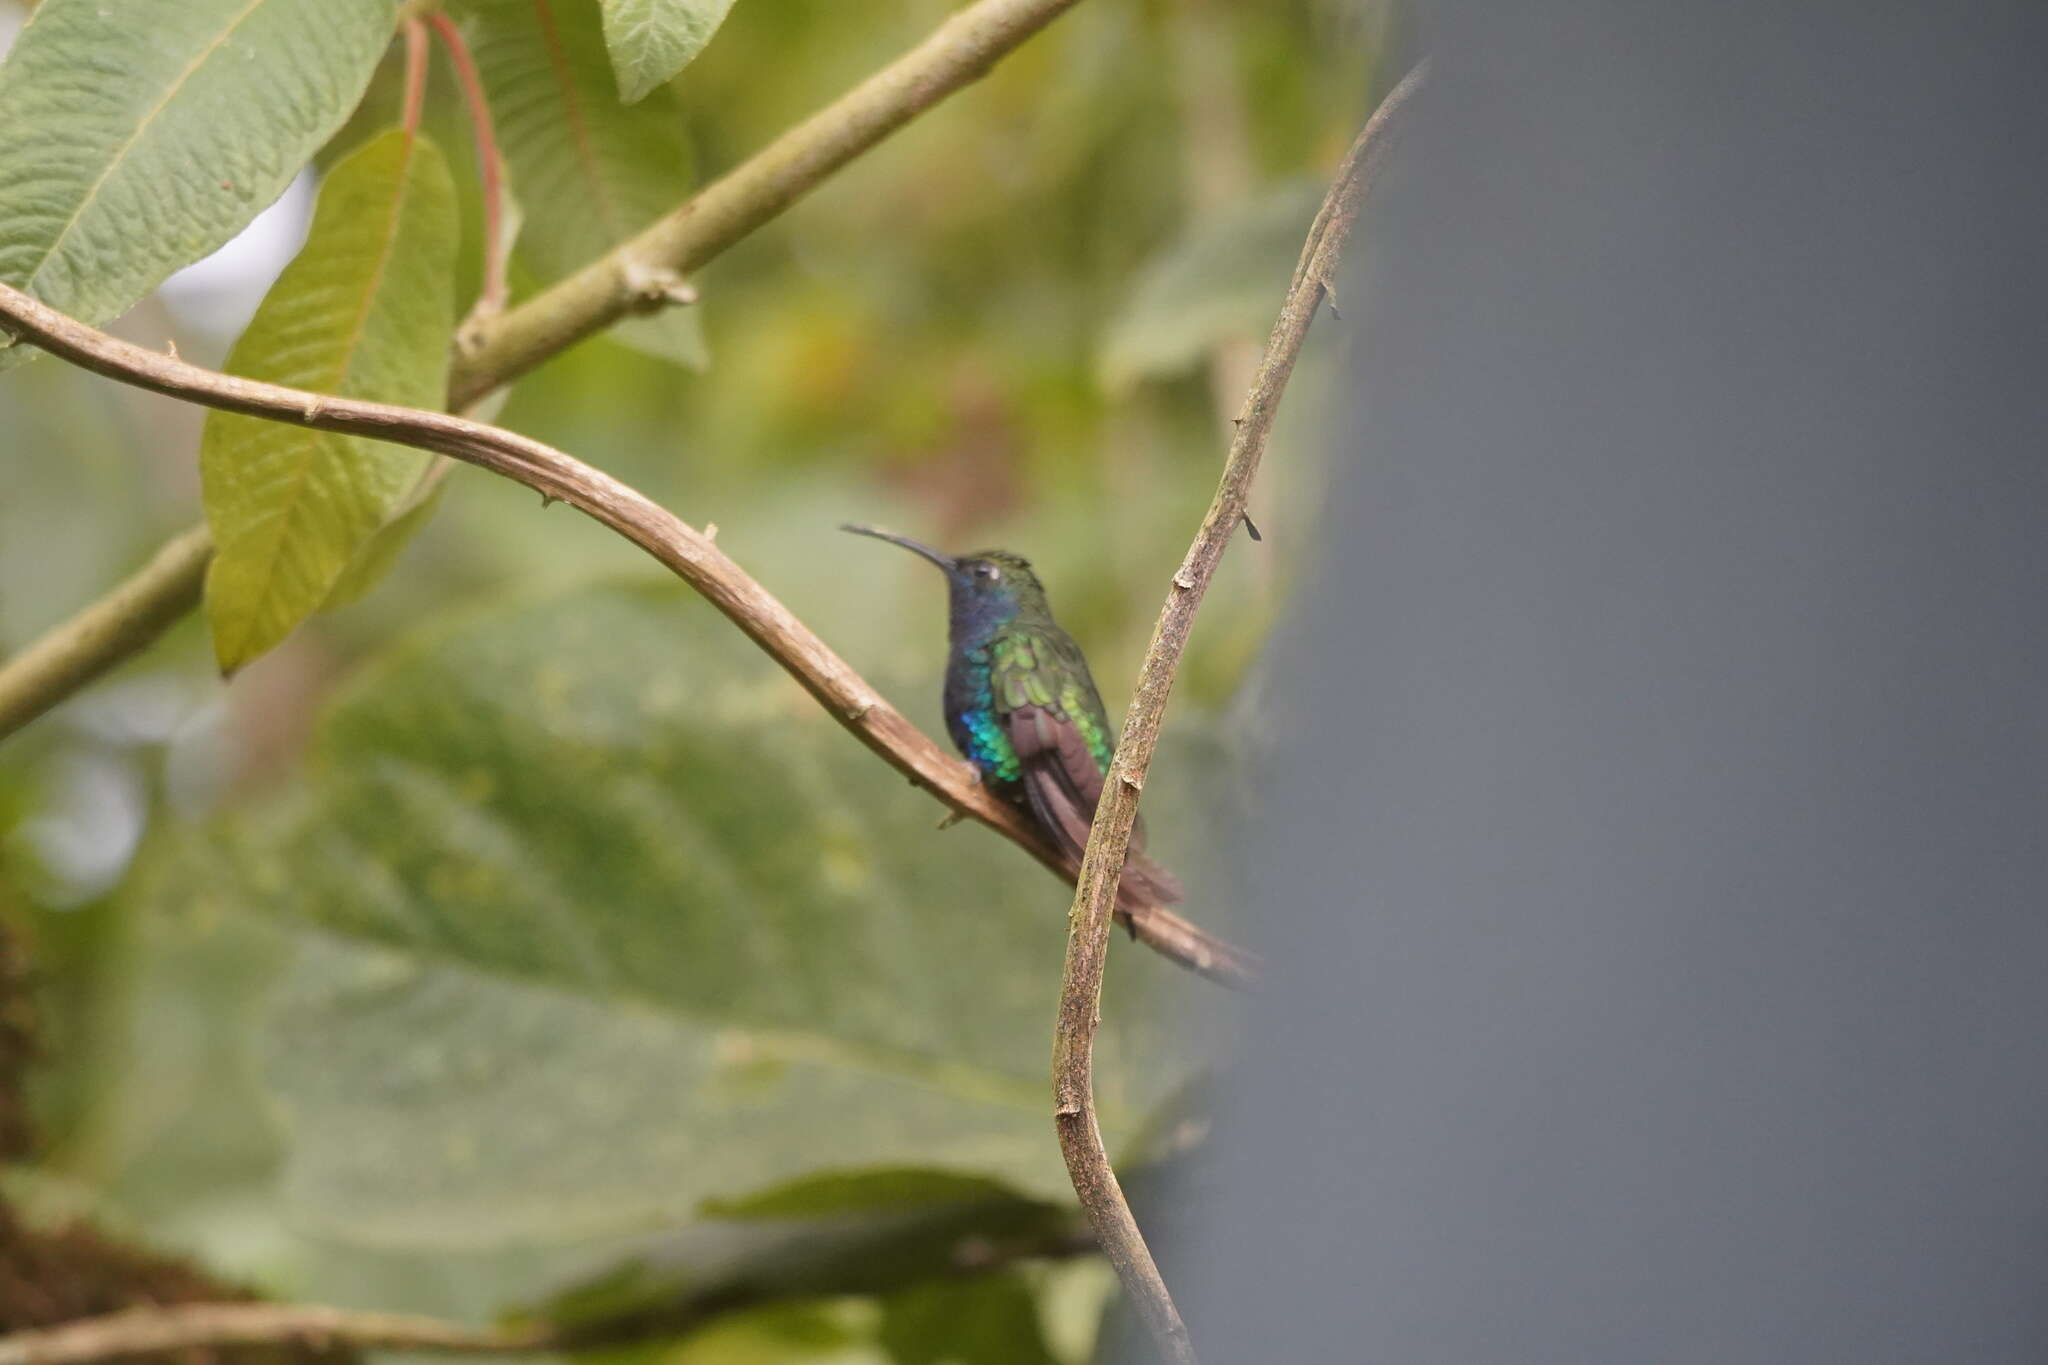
[879,1274,1062,1365]
[702,1169,1030,1222]
[183,583,1224,1247]
[463,0,707,369]
[534,1168,1077,1346]
[1097,181,1325,393]
[200,129,458,672]
[600,0,739,103]
[320,472,448,611]
[0,0,398,368]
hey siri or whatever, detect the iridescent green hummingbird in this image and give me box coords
[843,524,1183,907]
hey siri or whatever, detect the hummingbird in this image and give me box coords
[843,524,1184,908]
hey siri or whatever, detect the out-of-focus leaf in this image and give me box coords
[577,1304,889,1365]
[199,129,458,672]
[1096,180,1324,393]
[182,582,1220,1246]
[535,1174,1077,1349]
[879,1273,1061,1365]
[701,1169,1029,1222]
[462,0,707,369]
[600,0,739,104]
[0,0,398,368]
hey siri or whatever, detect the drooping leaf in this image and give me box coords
[200,128,458,673]
[600,0,739,103]
[0,0,398,368]
[320,471,448,610]
[1097,180,1325,393]
[533,1165,1079,1346]
[462,0,707,368]
[181,583,1226,1247]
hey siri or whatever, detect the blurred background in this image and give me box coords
[0,0,1391,1357]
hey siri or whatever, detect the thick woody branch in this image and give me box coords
[0,0,1084,743]
[0,281,1248,986]
[447,0,1085,402]
[0,1305,542,1365]
[0,1211,1098,1365]
[1050,64,1428,1365]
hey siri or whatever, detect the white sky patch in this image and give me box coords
[158,168,316,340]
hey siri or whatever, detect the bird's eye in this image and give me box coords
[977,563,1000,581]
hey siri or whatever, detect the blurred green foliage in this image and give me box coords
[0,0,1387,1357]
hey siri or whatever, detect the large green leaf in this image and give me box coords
[600,0,739,103]
[533,1166,1079,1346]
[463,0,706,368]
[879,1274,1062,1365]
[181,582,1224,1247]
[0,0,398,367]
[1097,181,1325,394]
[200,129,458,672]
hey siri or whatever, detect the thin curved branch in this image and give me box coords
[0,1305,544,1365]
[1051,63,1429,1365]
[0,281,1249,986]
[0,0,1085,744]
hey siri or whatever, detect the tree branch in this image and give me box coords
[1050,63,1429,1365]
[0,1304,544,1365]
[0,526,211,737]
[0,1211,1099,1365]
[0,0,1086,745]
[0,281,1249,986]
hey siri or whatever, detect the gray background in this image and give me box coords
[1168,2,2048,1360]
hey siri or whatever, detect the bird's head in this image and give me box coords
[841,525,1051,635]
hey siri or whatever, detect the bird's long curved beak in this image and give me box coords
[840,523,956,572]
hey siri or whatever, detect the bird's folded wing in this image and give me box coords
[1006,704,1183,906]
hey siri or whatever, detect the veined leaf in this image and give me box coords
[201,129,458,673]
[600,0,739,103]
[1097,180,1325,393]
[0,0,398,367]
[463,0,707,369]
[185,584,1228,1247]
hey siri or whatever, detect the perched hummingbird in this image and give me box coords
[843,525,1184,907]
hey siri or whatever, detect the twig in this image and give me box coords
[0,0,1086,745]
[0,1304,545,1365]
[1050,63,1428,1365]
[0,281,1249,986]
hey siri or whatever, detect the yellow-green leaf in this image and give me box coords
[201,129,457,673]
[320,473,448,611]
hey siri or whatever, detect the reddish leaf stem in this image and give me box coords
[428,11,511,325]
[401,18,431,138]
